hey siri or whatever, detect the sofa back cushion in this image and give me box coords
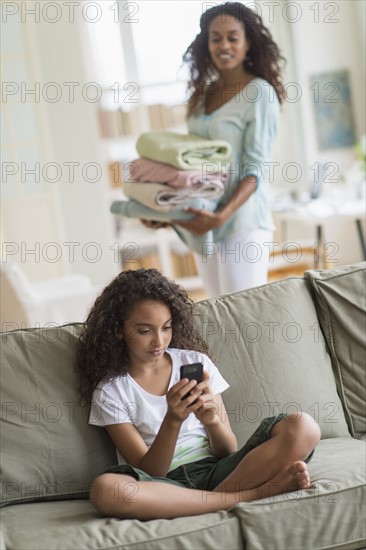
[304,262,366,439]
[0,325,116,507]
[194,277,351,447]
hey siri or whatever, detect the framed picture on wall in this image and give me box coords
[309,69,356,150]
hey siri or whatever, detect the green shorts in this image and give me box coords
[104,414,314,491]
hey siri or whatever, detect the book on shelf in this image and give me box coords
[169,103,187,126]
[122,250,197,279]
[120,106,148,136]
[147,104,173,131]
[98,102,187,138]
[109,110,122,138]
[171,251,198,278]
[97,107,142,137]
[122,107,147,135]
[97,109,109,138]
[123,253,161,272]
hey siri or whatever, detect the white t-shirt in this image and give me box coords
[89,348,229,471]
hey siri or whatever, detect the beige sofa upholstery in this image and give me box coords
[1,263,365,549]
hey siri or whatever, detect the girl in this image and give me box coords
[77,268,320,520]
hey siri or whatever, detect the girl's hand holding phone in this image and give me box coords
[193,371,220,426]
[179,365,219,426]
[166,378,204,423]
[166,367,218,425]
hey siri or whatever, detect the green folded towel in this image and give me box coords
[136,131,232,170]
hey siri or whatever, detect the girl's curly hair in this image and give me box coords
[183,2,286,116]
[76,268,211,405]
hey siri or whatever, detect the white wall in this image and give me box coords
[262,0,365,195]
[273,0,365,266]
[31,11,118,284]
[289,0,365,178]
[1,7,66,281]
[1,3,117,285]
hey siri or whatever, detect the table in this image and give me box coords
[273,197,366,269]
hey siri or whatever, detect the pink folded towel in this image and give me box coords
[127,157,226,189]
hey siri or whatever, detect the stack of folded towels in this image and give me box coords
[111,131,232,223]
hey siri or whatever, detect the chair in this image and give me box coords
[268,241,317,282]
[0,262,101,330]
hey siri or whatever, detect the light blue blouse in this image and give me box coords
[181,77,280,254]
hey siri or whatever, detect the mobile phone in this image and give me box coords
[180,362,203,400]
[180,362,203,383]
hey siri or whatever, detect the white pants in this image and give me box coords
[194,229,273,298]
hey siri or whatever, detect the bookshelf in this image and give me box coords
[98,103,187,139]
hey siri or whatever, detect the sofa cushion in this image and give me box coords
[304,262,366,439]
[194,277,351,447]
[236,437,365,550]
[0,501,243,550]
[0,325,116,507]
[0,438,364,550]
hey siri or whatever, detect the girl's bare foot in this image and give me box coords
[267,460,311,492]
[240,461,312,502]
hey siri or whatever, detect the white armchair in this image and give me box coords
[0,262,101,330]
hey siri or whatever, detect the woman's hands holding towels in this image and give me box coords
[172,207,226,235]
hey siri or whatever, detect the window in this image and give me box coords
[86,1,126,89]
[86,1,200,106]
[132,1,203,85]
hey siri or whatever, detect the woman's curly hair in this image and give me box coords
[76,268,211,406]
[183,2,286,116]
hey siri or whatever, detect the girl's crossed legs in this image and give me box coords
[90,413,321,520]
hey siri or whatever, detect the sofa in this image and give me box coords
[1,262,365,550]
